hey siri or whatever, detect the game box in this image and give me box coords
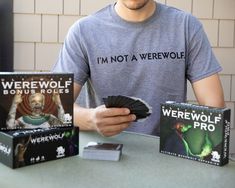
[0,127,79,169]
[0,72,73,130]
[160,102,231,166]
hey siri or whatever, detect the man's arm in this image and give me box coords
[73,83,136,137]
[192,73,225,108]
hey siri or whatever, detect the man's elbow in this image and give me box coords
[198,96,225,108]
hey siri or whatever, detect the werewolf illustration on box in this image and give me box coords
[0,73,73,130]
[14,135,32,168]
[163,121,213,158]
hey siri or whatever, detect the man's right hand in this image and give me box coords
[76,105,136,137]
[73,83,136,137]
[89,105,136,137]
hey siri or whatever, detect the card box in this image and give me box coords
[83,142,123,161]
[160,102,231,166]
[0,72,73,130]
[0,127,79,169]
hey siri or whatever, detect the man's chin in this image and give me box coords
[123,0,150,10]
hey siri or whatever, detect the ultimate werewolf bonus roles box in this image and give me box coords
[0,72,73,130]
[160,102,231,166]
[0,127,79,169]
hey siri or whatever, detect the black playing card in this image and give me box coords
[103,97,109,107]
[103,95,152,121]
[116,95,130,107]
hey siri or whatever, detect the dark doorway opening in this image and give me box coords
[0,0,13,72]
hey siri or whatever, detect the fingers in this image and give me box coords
[91,105,136,137]
[97,123,130,137]
[96,105,131,117]
[96,114,136,126]
[93,105,135,126]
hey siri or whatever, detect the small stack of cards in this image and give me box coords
[103,95,152,121]
[82,142,123,161]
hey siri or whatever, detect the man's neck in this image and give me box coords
[115,0,156,22]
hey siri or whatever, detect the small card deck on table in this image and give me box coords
[0,127,79,169]
[103,95,152,121]
[160,101,231,166]
[0,72,74,130]
[82,142,123,161]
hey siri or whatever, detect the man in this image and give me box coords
[6,92,65,129]
[53,0,224,137]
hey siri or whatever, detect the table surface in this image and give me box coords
[0,131,235,188]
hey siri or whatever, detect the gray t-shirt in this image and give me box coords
[53,3,222,136]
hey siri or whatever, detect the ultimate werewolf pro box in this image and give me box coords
[0,72,73,130]
[160,102,231,166]
[0,127,79,169]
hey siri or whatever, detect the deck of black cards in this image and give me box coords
[82,142,123,161]
[103,95,152,121]
[160,101,231,166]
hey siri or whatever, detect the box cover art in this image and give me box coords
[160,102,231,166]
[0,127,79,168]
[0,72,73,130]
